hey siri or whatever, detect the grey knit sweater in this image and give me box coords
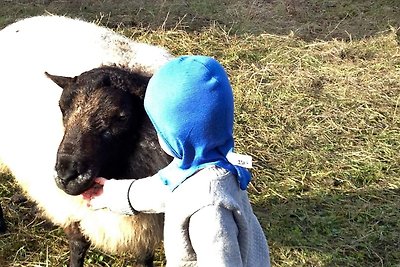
[128,166,270,267]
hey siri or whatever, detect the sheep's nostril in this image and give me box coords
[60,168,79,183]
[56,155,80,182]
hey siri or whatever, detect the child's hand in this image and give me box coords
[82,177,106,201]
[82,177,137,214]
[82,177,108,209]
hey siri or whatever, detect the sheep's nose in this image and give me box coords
[56,156,80,183]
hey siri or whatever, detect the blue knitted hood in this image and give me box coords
[144,55,251,191]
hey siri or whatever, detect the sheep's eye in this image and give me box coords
[118,113,129,122]
[102,130,112,140]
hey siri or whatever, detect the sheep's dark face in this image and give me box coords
[46,67,149,195]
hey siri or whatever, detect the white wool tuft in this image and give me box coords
[0,15,172,255]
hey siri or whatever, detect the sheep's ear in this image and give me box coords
[45,72,77,90]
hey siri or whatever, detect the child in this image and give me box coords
[83,55,271,266]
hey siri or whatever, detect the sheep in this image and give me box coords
[0,15,173,266]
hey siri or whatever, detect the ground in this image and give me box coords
[1,0,400,40]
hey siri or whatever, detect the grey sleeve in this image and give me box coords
[189,205,244,267]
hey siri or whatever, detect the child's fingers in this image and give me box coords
[81,186,104,200]
[81,191,92,200]
[94,177,107,185]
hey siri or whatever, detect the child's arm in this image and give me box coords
[189,205,244,267]
[128,175,171,213]
[84,175,170,214]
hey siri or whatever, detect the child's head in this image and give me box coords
[144,55,234,167]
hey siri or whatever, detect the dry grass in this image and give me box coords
[1,1,400,266]
[152,26,400,266]
[1,0,400,41]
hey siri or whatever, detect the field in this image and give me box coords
[1,1,400,266]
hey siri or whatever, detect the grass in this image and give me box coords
[1,1,400,266]
[1,0,400,40]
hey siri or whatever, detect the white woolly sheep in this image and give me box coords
[0,15,173,267]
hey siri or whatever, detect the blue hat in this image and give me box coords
[144,55,251,191]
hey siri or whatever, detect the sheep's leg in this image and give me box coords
[0,204,6,233]
[64,222,90,267]
[130,255,154,267]
[143,255,155,267]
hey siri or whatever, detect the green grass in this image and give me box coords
[1,1,400,266]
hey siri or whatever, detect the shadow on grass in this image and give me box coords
[254,188,400,266]
[1,0,400,41]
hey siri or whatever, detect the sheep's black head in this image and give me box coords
[46,66,150,195]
